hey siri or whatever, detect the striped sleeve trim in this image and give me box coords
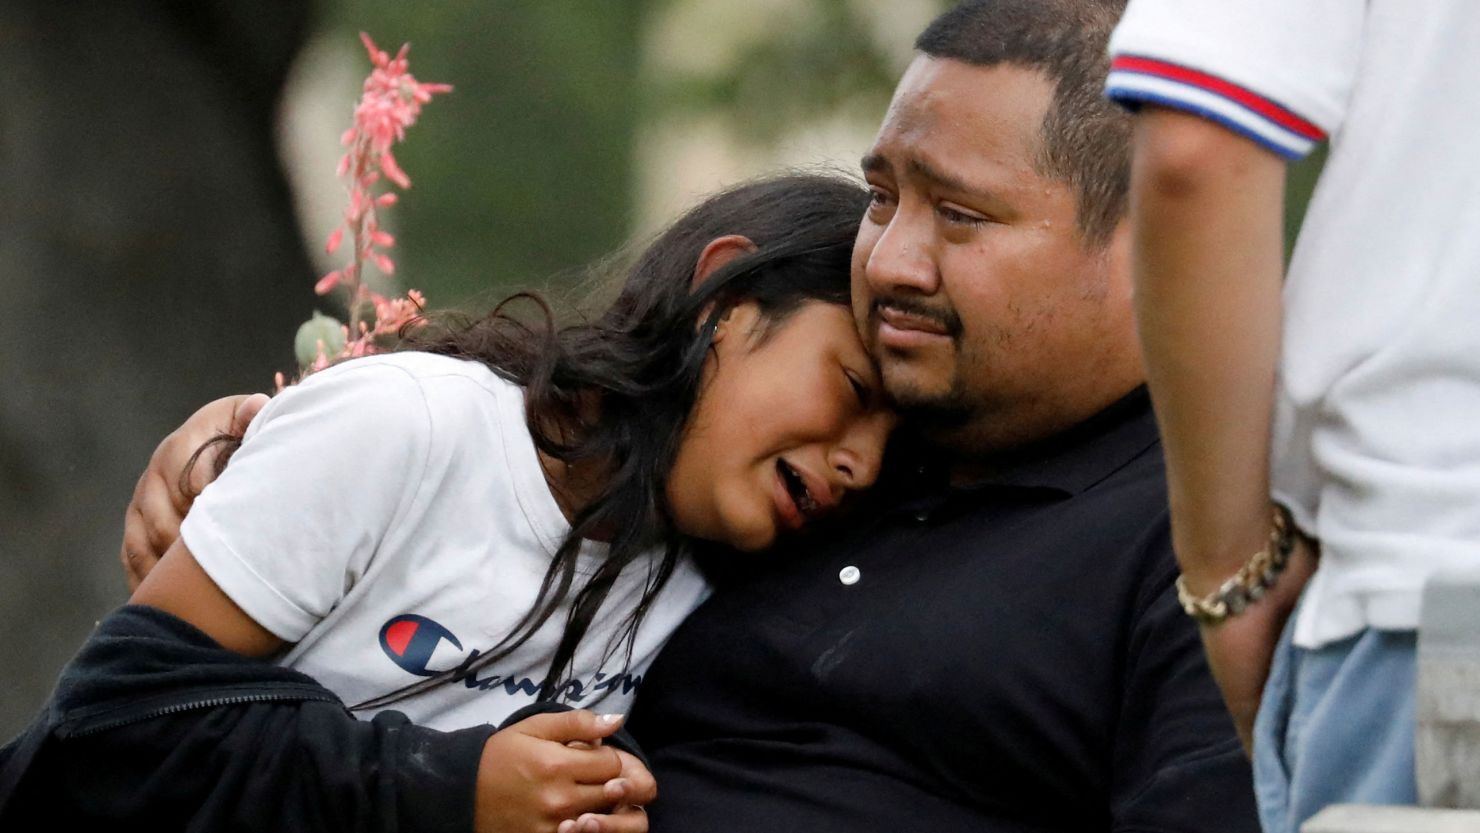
[1105,54,1326,159]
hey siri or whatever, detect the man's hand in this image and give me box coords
[475,711,656,833]
[1199,529,1319,753]
[120,393,270,591]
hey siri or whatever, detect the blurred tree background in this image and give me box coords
[298,0,942,308]
[0,0,1320,737]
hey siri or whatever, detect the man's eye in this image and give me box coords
[938,204,987,227]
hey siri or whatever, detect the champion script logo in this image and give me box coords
[377,613,642,702]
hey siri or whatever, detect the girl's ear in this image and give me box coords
[706,303,734,344]
[692,234,758,290]
[707,300,762,347]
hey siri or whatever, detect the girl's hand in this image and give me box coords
[475,711,654,833]
[558,749,658,833]
[120,393,269,590]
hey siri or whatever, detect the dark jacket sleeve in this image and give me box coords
[0,605,494,833]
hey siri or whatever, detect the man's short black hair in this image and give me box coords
[916,0,1129,246]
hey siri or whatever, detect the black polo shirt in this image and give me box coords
[628,389,1258,832]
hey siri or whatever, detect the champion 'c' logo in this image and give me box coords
[378,614,463,677]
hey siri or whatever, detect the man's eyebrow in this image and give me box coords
[907,156,982,196]
[862,152,993,199]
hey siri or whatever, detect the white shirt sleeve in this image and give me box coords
[1105,0,1366,158]
[179,358,435,642]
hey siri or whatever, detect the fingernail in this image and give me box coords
[557,821,574,833]
[600,713,623,724]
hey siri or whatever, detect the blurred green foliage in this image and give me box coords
[323,0,651,306]
[307,0,956,309]
[648,0,909,144]
[1285,143,1327,261]
[313,0,1319,306]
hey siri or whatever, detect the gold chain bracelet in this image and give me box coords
[1175,504,1296,625]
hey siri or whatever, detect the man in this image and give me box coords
[1107,0,1480,830]
[99,1,1258,831]
[628,3,1251,830]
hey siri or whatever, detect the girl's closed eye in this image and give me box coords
[844,369,872,408]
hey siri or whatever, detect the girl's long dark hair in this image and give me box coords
[341,172,870,709]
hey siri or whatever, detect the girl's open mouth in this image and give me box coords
[778,458,821,517]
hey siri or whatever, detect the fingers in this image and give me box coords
[120,466,180,590]
[475,728,631,833]
[500,716,625,782]
[172,394,262,500]
[561,782,629,819]
[231,392,270,436]
[601,779,655,809]
[119,393,264,591]
[559,807,649,833]
[518,710,626,745]
[604,751,656,807]
[120,528,161,593]
[144,467,187,549]
[509,780,628,832]
[549,743,625,786]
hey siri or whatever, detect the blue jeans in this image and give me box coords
[1252,617,1418,833]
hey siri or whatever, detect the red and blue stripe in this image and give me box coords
[1106,54,1327,159]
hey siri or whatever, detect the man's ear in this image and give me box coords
[692,234,758,290]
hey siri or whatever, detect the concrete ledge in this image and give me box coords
[1419,570,1480,807]
[1303,805,1480,832]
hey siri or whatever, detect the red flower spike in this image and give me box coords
[283,32,448,387]
[380,151,410,188]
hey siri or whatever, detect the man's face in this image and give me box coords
[853,57,1138,452]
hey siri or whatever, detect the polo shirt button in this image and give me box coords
[913,510,930,523]
[839,565,861,586]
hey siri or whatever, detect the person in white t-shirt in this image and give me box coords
[1106,0,1480,829]
[126,173,897,833]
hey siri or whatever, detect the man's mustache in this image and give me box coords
[868,297,964,339]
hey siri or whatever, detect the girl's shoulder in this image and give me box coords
[298,351,517,418]
[253,353,524,462]
[311,351,511,394]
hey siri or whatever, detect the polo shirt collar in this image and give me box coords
[950,386,1159,498]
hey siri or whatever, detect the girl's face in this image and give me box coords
[666,300,897,551]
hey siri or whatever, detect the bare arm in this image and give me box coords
[118,393,652,832]
[131,538,286,656]
[1127,106,1312,750]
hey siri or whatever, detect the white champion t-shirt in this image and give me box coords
[1108,1,1480,647]
[180,352,711,729]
